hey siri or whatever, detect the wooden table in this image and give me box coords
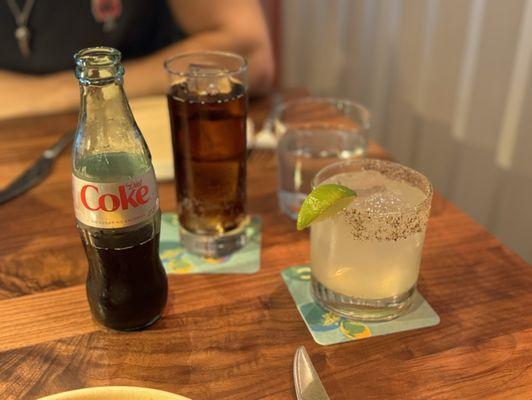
[0,93,531,400]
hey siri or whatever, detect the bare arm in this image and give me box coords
[0,0,273,120]
[130,0,274,97]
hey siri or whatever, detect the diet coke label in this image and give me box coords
[72,169,158,229]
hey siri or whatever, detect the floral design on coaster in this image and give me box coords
[159,213,261,274]
[281,265,440,345]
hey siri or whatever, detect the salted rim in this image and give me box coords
[311,158,433,216]
[164,50,247,77]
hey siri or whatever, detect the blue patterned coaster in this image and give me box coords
[281,265,440,345]
[159,213,261,274]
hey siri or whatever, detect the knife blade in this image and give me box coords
[294,346,331,400]
[0,131,74,205]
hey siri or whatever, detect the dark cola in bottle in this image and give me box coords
[72,47,167,331]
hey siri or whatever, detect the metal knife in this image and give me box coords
[294,346,331,400]
[0,131,74,205]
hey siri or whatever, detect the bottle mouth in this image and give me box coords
[74,47,124,85]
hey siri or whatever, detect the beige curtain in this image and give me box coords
[282,0,532,263]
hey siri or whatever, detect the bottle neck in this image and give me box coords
[79,79,134,126]
[73,47,152,177]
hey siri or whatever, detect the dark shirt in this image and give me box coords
[0,0,185,74]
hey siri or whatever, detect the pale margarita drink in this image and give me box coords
[310,159,432,321]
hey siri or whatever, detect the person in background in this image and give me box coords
[0,0,274,120]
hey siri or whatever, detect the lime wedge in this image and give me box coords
[296,184,357,230]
